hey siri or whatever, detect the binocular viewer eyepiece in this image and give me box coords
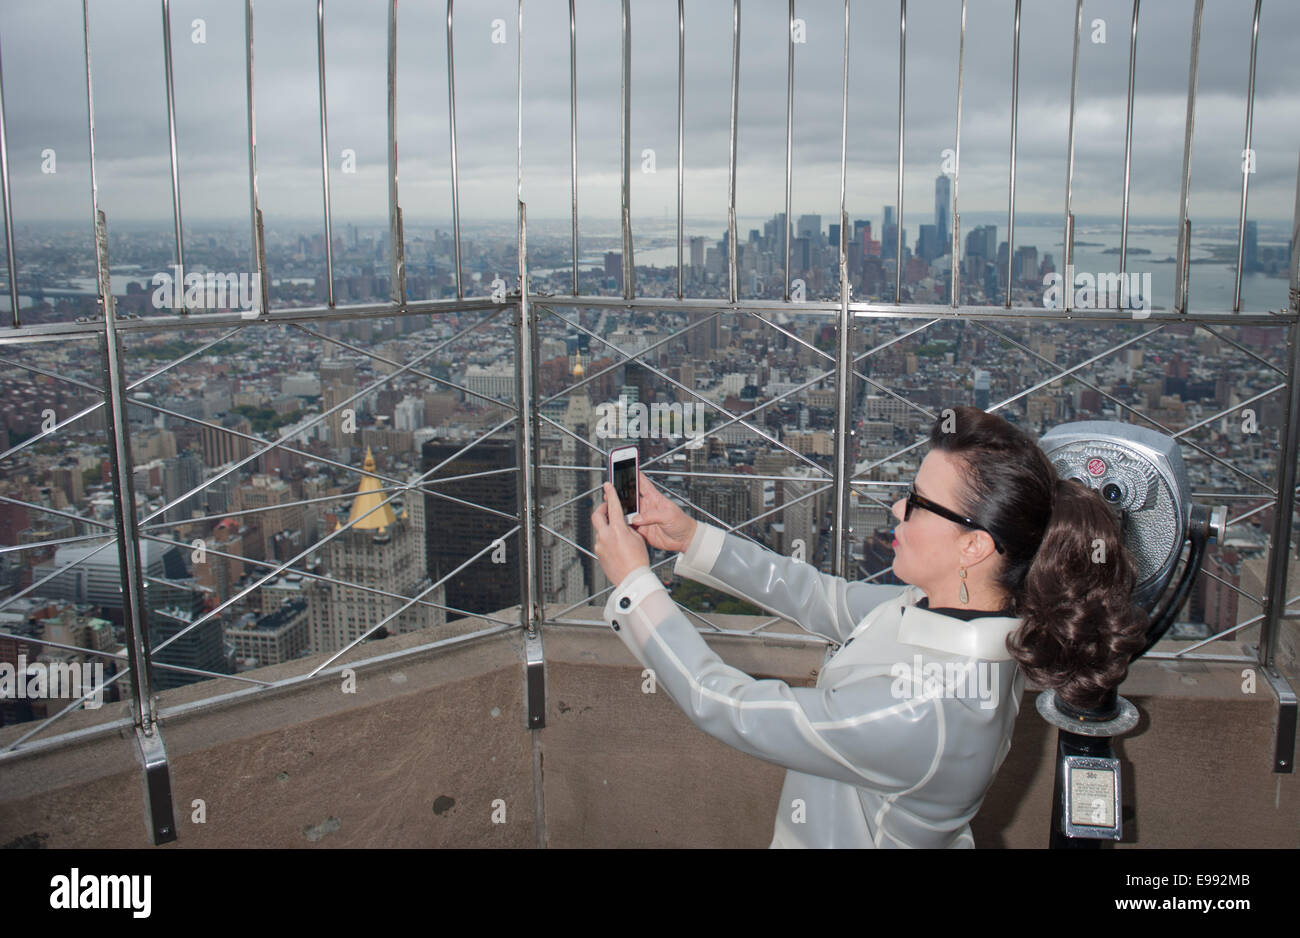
[1040,420,1227,656]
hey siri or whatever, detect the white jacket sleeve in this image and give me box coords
[603,567,943,793]
[673,521,907,645]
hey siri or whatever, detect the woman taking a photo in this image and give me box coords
[591,405,1148,848]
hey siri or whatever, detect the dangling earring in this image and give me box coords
[958,566,969,604]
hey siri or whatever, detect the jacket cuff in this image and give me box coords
[602,566,668,627]
[674,521,726,580]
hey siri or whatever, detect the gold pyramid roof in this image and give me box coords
[347,447,397,531]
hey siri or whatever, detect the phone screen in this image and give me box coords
[612,454,637,516]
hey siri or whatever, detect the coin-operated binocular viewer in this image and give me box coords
[1037,422,1227,848]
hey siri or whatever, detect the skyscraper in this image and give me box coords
[312,447,442,652]
[689,236,705,269]
[965,224,997,261]
[162,450,203,525]
[935,175,951,244]
[792,236,811,272]
[1013,245,1038,284]
[147,564,232,691]
[861,221,879,258]
[687,310,719,358]
[422,436,519,618]
[604,252,622,290]
[918,224,940,263]
[973,369,991,411]
[767,212,790,258]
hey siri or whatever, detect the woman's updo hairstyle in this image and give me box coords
[927,406,1148,710]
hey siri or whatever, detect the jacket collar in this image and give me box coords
[895,585,1022,661]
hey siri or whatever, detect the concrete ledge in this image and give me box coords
[0,615,534,848]
[0,614,1294,848]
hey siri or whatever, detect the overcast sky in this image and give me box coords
[1,0,1297,239]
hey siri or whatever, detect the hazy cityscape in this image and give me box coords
[0,191,1293,726]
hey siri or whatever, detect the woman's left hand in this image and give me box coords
[592,482,650,586]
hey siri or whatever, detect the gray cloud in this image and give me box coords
[0,0,1295,236]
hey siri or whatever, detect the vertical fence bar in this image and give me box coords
[1262,333,1300,671]
[80,6,140,727]
[517,0,523,228]
[949,0,965,307]
[160,0,186,312]
[894,0,905,303]
[1117,0,1139,307]
[727,0,739,304]
[387,0,405,305]
[514,0,542,636]
[0,30,18,327]
[620,0,633,299]
[92,1,176,831]
[1174,0,1204,315]
[783,0,794,300]
[1271,154,1300,669]
[1233,0,1261,313]
[1005,0,1019,309]
[570,0,579,297]
[1292,149,1300,320]
[85,0,177,843]
[832,0,851,577]
[316,0,335,307]
[1062,0,1082,313]
[244,0,268,316]
[447,0,463,299]
[676,0,684,300]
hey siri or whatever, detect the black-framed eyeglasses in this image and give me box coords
[904,486,1005,554]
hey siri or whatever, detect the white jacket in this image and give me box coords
[603,521,1026,848]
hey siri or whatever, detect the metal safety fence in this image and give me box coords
[0,0,1295,842]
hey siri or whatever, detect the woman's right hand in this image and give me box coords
[629,471,698,554]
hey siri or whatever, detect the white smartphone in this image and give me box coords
[607,445,640,522]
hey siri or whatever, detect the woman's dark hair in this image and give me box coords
[927,406,1148,710]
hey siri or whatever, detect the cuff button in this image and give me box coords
[618,596,631,610]
[610,620,621,631]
